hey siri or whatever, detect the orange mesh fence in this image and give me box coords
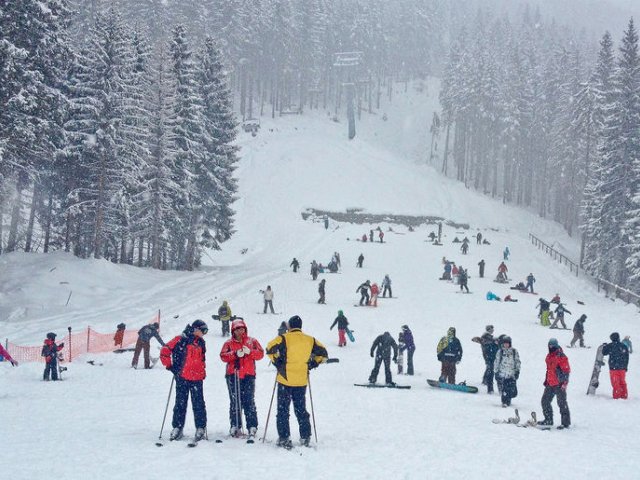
[5,313,160,364]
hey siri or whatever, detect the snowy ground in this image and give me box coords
[1,80,638,479]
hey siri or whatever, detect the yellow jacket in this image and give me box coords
[266,329,328,386]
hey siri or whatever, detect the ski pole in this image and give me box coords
[308,373,318,443]
[234,369,242,434]
[158,376,175,441]
[261,375,278,443]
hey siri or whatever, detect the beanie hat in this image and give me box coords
[46,332,57,340]
[486,325,494,333]
[502,336,512,345]
[610,332,620,342]
[191,320,208,333]
[231,318,247,332]
[288,315,302,329]
[548,338,559,348]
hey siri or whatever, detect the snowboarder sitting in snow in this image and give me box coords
[369,332,398,386]
[330,310,349,347]
[504,295,518,302]
[510,281,527,291]
[569,315,587,348]
[42,332,65,381]
[356,280,371,306]
[550,303,571,329]
[494,336,520,407]
[160,320,209,442]
[436,327,463,384]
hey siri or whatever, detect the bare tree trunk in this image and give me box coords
[43,189,53,253]
[442,122,451,175]
[25,185,41,252]
[6,185,24,253]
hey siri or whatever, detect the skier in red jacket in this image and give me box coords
[41,333,64,381]
[219,319,264,440]
[539,338,571,428]
[160,320,209,442]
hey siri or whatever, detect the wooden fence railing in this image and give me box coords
[529,233,579,277]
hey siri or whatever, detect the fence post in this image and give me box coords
[87,326,91,353]
[68,326,72,362]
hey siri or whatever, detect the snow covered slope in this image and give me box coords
[1,79,638,479]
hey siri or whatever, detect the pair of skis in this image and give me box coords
[493,410,567,430]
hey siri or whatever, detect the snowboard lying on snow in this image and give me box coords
[354,383,411,389]
[427,379,478,393]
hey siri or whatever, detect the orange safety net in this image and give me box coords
[5,313,160,363]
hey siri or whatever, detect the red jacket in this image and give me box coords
[370,284,380,295]
[220,333,264,378]
[160,335,206,381]
[41,339,63,363]
[544,348,570,387]
[498,263,508,273]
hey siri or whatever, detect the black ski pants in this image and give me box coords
[483,361,495,393]
[382,285,392,297]
[406,347,415,375]
[172,377,207,429]
[226,374,258,430]
[359,291,370,306]
[541,385,571,427]
[43,358,59,381]
[264,300,275,313]
[276,384,311,440]
[221,320,230,337]
[369,354,393,384]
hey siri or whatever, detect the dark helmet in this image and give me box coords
[288,315,302,329]
[501,336,512,346]
[46,332,57,340]
[610,332,620,342]
[191,320,208,334]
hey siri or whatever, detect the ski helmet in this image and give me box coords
[191,320,208,334]
[46,332,56,340]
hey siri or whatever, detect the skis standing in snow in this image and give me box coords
[330,310,349,347]
[602,332,630,399]
[369,332,398,385]
[266,315,328,448]
[539,338,571,428]
[436,328,463,384]
[160,320,209,442]
[494,336,521,407]
[41,332,64,381]
[219,319,265,440]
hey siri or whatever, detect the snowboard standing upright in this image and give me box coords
[587,344,606,395]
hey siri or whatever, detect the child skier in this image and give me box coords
[330,310,349,347]
[494,336,521,407]
[42,332,65,381]
[370,282,380,306]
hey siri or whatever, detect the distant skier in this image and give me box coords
[459,268,469,293]
[330,310,349,347]
[478,259,485,278]
[537,298,551,327]
[401,325,415,375]
[132,322,165,369]
[436,327,463,384]
[310,260,319,280]
[324,215,329,230]
[378,230,384,243]
[262,286,275,314]
[498,262,508,278]
[476,232,482,245]
[357,253,364,268]
[217,300,233,337]
[160,320,209,441]
[441,261,452,281]
[486,291,501,301]
[290,258,300,273]
[602,332,629,399]
[114,323,126,348]
[381,274,392,297]
[494,336,521,407]
[550,303,571,330]
[356,280,371,306]
[526,273,536,293]
[539,338,571,428]
[503,246,510,260]
[318,279,326,304]
[569,315,587,348]
[369,229,374,242]
[369,332,398,385]
[370,282,379,307]
[460,241,469,255]
[334,252,341,269]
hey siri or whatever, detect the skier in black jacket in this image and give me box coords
[290,258,300,273]
[318,279,326,304]
[369,332,398,385]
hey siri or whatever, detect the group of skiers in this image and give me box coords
[360,228,384,243]
[158,315,328,447]
[355,275,393,306]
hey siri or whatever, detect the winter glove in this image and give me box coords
[236,349,245,358]
[242,345,250,355]
[370,352,374,358]
[59,343,65,348]
[11,360,18,367]
[308,359,319,370]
